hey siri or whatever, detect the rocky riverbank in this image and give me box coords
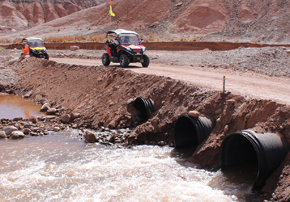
[1,48,290,201]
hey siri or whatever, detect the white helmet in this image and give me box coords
[112,38,119,46]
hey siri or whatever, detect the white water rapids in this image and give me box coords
[0,131,258,202]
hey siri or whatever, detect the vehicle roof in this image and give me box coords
[106,29,138,36]
[23,37,44,41]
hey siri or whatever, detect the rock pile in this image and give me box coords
[84,127,131,146]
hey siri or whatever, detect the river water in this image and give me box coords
[0,95,259,202]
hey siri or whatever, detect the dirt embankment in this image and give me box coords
[0,55,287,201]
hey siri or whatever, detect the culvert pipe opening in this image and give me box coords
[133,97,155,120]
[173,114,216,148]
[220,130,289,190]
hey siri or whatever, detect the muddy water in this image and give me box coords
[0,93,44,119]
[0,130,260,202]
[0,94,259,201]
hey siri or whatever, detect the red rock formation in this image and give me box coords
[64,2,82,14]
[117,0,172,30]
[44,2,60,22]
[54,3,68,17]
[0,1,28,27]
[173,0,227,33]
[33,2,45,25]
[22,3,34,23]
[16,3,25,13]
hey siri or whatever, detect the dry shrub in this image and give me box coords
[0,38,13,43]
[0,37,23,44]
[43,34,106,43]
[251,37,261,44]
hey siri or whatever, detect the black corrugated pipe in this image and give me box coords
[174,114,216,148]
[220,130,289,190]
[133,97,156,120]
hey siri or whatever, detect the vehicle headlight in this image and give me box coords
[142,47,147,53]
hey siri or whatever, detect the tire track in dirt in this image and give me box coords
[51,57,290,105]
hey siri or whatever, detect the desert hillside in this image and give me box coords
[1,0,290,43]
[0,0,106,30]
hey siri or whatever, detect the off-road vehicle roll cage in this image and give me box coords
[21,37,49,60]
[102,29,149,67]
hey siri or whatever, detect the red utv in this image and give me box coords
[102,29,150,67]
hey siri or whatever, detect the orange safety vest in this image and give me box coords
[22,44,29,56]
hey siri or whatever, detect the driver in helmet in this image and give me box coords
[111,38,119,55]
[124,36,130,44]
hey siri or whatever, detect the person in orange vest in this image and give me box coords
[21,39,29,58]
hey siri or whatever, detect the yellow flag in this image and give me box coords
[109,4,115,17]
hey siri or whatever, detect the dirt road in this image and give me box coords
[51,57,290,106]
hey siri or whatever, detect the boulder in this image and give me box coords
[84,130,97,143]
[30,132,39,136]
[29,116,38,123]
[0,131,7,138]
[23,91,32,98]
[23,128,31,134]
[188,110,200,117]
[226,99,235,105]
[47,108,57,115]
[60,114,71,123]
[54,127,60,132]
[71,112,81,119]
[40,103,50,112]
[70,46,79,51]
[13,117,23,121]
[3,126,18,136]
[8,59,18,65]
[0,83,5,92]
[9,131,25,139]
[224,125,229,133]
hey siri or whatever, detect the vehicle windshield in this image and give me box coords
[27,40,45,48]
[118,34,141,45]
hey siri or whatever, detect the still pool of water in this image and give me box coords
[0,93,44,119]
[0,131,259,202]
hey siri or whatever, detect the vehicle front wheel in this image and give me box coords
[141,54,150,67]
[102,53,110,66]
[120,54,129,67]
[44,53,49,60]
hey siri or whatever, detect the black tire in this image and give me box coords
[120,54,129,67]
[142,54,150,67]
[102,53,110,66]
[44,53,49,60]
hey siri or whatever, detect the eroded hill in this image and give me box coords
[0,0,107,30]
[1,0,290,43]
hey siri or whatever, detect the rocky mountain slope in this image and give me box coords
[1,0,290,43]
[0,0,106,30]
